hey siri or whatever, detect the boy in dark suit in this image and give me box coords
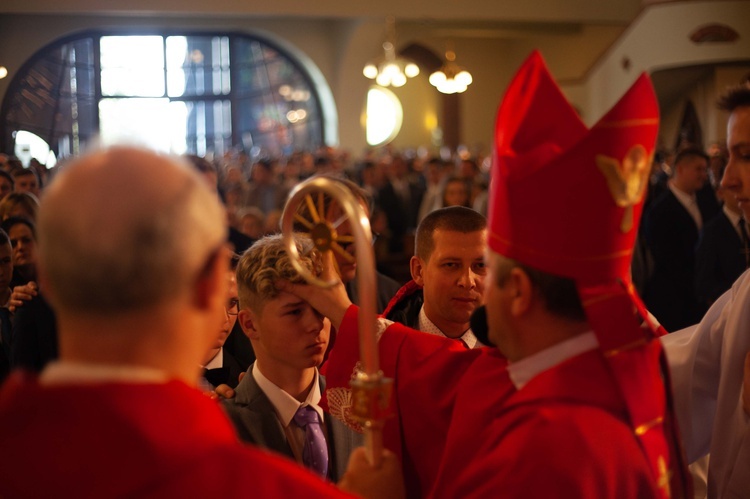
[222,234,360,481]
[200,267,244,390]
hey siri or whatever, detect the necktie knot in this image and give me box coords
[294,405,322,427]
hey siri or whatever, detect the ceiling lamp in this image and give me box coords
[429,50,472,94]
[362,17,419,88]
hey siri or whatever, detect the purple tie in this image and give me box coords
[293,405,329,478]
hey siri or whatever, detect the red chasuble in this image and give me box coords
[0,372,351,498]
[323,305,661,498]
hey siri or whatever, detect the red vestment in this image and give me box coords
[323,306,661,498]
[0,372,351,498]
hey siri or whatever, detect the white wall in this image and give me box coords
[567,0,750,126]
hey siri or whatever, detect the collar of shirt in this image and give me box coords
[202,347,223,370]
[507,331,599,390]
[252,363,324,427]
[669,181,703,229]
[418,305,480,349]
[40,361,170,386]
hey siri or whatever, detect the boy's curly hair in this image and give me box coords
[236,233,321,312]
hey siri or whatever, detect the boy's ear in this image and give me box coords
[238,309,260,340]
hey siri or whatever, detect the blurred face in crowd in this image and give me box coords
[8,223,37,267]
[240,213,264,240]
[0,241,12,291]
[411,228,487,338]
[15,174,39,197]
[214,272,239,350]
[0,177,12,199]
[675,156,708,194]
[444,179,470,208]
[721,106,750,220]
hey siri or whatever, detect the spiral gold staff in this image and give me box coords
[280,176,393,468]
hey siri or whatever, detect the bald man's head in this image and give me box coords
[38,147,226,314]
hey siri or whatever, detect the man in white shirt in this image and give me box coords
[382,206,486,349]
[223,234,360,482]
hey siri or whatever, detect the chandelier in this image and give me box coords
[429,49,472,94]
[362,17,420,88]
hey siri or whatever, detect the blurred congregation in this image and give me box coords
[1,1,750,498]
[0,146,491,379]
[1,138,748,381]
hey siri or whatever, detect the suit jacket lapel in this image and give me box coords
[232,368,295,460]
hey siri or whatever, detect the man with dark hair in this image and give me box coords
[11,168,40,198]
[383,206,486,348]
[286,52,687,497]
[643,146,712,331]
[662,81,750,497]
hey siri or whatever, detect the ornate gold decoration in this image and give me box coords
[596,145,651,233]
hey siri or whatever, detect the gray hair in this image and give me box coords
[38,147,226,313]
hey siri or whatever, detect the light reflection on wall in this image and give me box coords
[366,86,402,147]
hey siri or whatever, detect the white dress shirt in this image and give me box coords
[252,363,325,462]
[669,181,703,230]
[507,331,599,390]
[418,306,481,349]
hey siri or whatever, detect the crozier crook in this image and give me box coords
[280,176,393,468]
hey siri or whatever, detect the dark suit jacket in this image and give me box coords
[222,366,361,481]
[203,349,244,389]
[345,271,402,314]
[377,180,424,252]
[643,190,707,331]
[695,211,747,306]
[223,322,255,373]
[11,293,57,372]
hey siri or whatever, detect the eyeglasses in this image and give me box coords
[226,298,239,316]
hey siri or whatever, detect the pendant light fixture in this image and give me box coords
[362,16,420,88]
[429,48,472,94]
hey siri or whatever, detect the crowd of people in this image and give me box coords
[0,50,749,498]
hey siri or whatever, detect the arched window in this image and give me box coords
[0,31,326,160]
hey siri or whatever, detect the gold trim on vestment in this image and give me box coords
[489,232,632,262]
